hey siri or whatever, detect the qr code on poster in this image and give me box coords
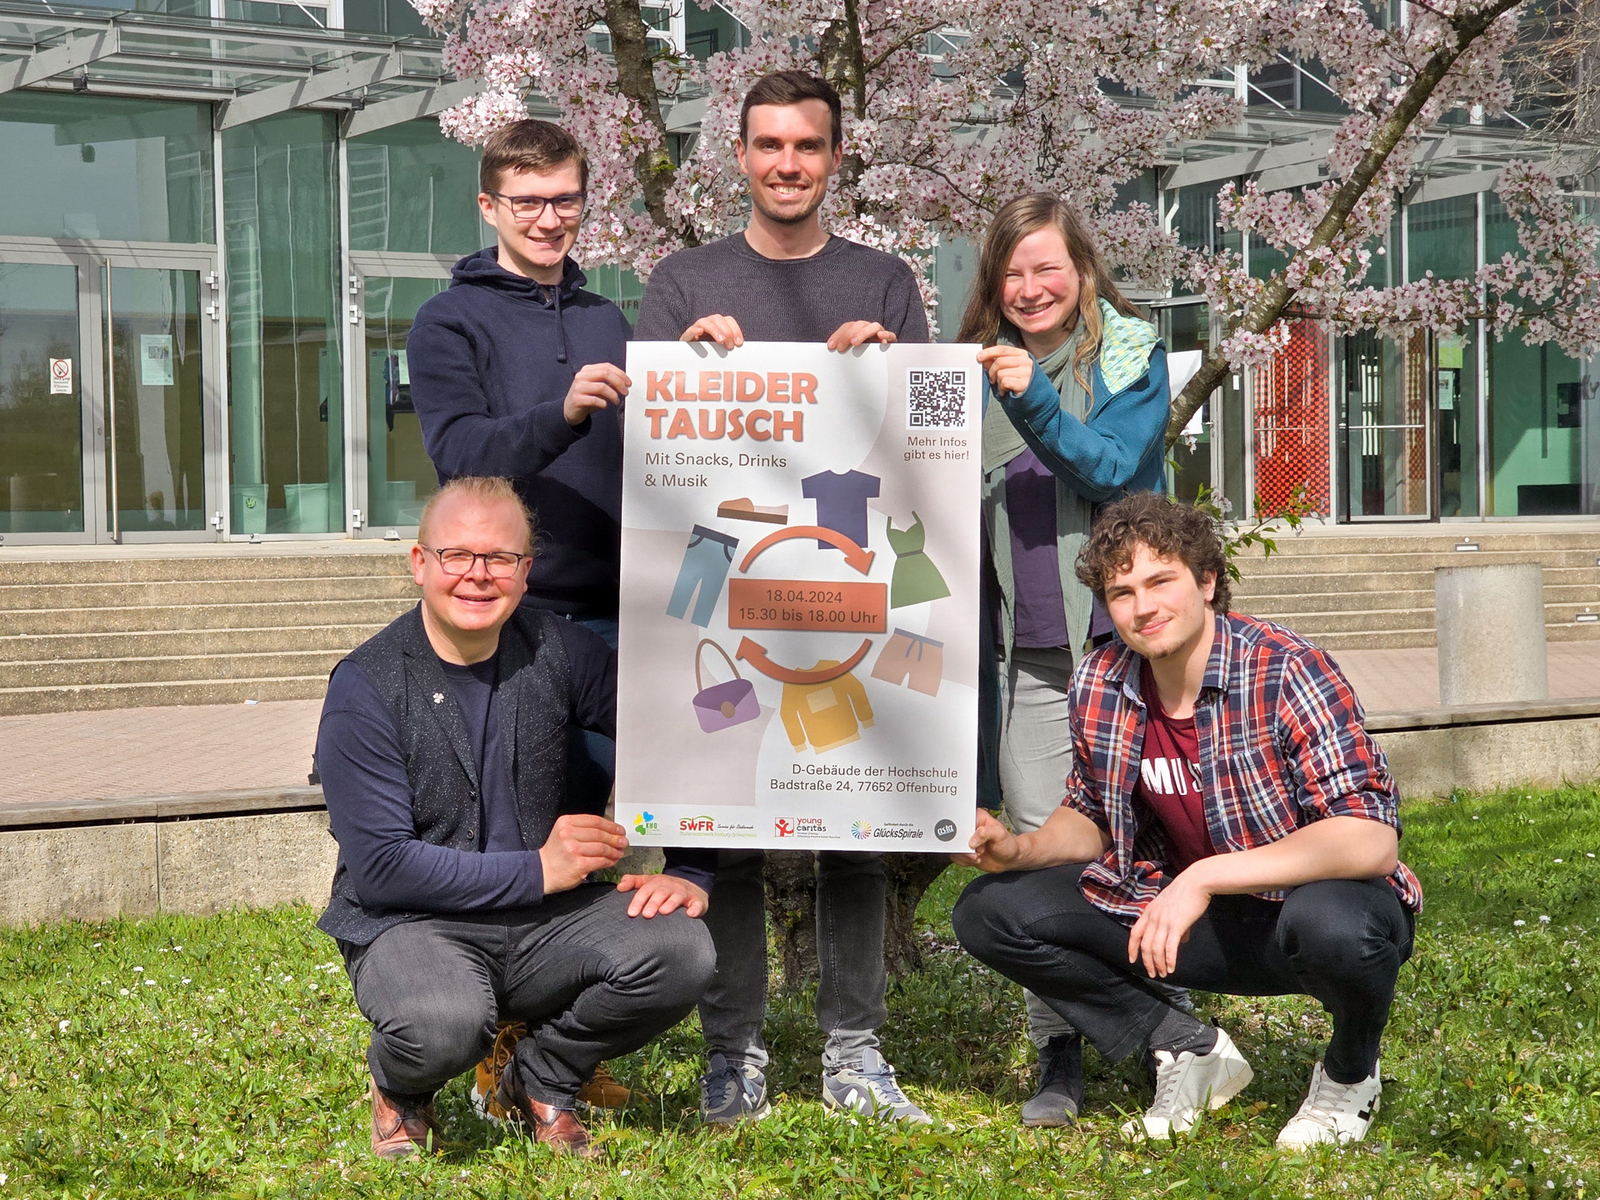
[906,368,969,429]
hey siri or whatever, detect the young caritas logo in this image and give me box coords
[774,817,795,837]
[679,815,716,834]
[795,817,829,838]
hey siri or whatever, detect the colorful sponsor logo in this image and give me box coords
[679,816,716,834]
[774,818,795,837]
[851,820,873,840]
[633,811,658,836]
[874,822,926,840]
[934,819,958,842]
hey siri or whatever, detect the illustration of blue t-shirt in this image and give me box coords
[802,470,881,550]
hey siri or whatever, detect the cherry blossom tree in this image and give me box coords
[410,0,1599,970]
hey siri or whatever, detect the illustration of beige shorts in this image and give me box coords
[870,628,944,696]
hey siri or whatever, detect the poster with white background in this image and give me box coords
[616,341,981,852]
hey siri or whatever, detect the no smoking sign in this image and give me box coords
[49,358,73,395]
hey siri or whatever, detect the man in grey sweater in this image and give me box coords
[634,70,931,1127]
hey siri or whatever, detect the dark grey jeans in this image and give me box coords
[699,849,887,1073]
[342,884,715,1106]
[954,864,1415,1083]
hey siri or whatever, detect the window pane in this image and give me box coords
[223,112,345,534]
[348,121,483,255]
[0,93,213,243]
[1407,195,1476,283]
[343,0,432,38]
[363,275,448,527]
[0,263,85,533]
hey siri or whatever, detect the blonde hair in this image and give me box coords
[957,194,1143,391]
[417,477,536,553]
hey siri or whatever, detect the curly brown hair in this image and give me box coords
[1074,492,1231,614]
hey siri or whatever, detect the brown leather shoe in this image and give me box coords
[474,1020,631,1117]
[578,1061,632,1109]
[494,1063,594,1158]
[369,1079,443,1160]
[471,1021,526,1124]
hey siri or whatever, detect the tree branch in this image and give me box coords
[1165,0,1524,448]
[599,0,687,242]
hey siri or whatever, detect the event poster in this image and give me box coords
[616,341,982,852]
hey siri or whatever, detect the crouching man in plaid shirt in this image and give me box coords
[952,492,1421,1149]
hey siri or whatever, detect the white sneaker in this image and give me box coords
[1121,1028,1254,1140]
[1275,1061,1381,1150]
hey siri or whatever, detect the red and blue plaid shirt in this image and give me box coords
[1064,611,1423,921]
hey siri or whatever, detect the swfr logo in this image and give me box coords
[679,816,715,833]
[774,818,795,837]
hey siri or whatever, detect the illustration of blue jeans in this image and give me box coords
[666,525,739,627]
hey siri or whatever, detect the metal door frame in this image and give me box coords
[1335,328,1437,523]
[0,236,223,545]
[346,251,454,539]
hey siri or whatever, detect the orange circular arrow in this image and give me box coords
[738,524,875,576]
[735,637,872,684]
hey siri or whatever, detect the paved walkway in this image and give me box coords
[3,642,1599,810]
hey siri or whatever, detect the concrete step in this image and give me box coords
[1289,628,1440,651]
[0,675,328,716]
[0,624,385,663]
[1235,566,1600,597]
[0,597,415,636]
[1240,585,1600,617]
[4,649,347,689]
[0,551,411,586]
[1240,530,1600,556]
[0,574,417,610]
[1237,547,1600,576]
[1260,599,1600,637]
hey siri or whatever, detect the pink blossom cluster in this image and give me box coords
[414,0,1599,362]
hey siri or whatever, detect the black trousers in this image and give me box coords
[953,864,1415,1082]
[342,884,716,1106]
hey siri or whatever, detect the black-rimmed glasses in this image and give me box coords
[419,544,529,579]
[484,190,586,221]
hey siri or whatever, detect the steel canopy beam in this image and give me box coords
[0,28,119,95]
[342,76,477,137]
[217,52,402,128]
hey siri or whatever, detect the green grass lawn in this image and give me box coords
[1,785,1596,1199]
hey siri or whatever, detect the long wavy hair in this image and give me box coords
[957,194,1143,391]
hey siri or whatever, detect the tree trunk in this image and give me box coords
[600,0,685,241]
[763,853,949,986]
[1165,0,1525,447]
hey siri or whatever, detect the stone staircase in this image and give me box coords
[0,550,416,715]
[1231,528,1600,651]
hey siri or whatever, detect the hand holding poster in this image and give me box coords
[616,341,982,851]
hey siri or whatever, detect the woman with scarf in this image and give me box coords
[959,193,1171,1128]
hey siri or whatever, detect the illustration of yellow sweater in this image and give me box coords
[780,663,874,754]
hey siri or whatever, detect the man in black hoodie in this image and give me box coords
[405,119,646,1109]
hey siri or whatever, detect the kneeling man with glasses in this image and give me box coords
[953,492,1421,1149]
[316,477,714,1160]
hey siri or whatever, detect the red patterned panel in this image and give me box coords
[1253,320,1331,516]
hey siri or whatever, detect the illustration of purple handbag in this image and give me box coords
[693,639,761,733]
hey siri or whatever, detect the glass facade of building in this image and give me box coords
[0,35,1594,542]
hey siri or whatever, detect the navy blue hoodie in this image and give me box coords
[407,248,631,616]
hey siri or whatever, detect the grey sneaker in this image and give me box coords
[1121,1027,1253,1140]
[822,1049,932,1125]
[699,1053,771,1125]
[1021,1032,1083,1127]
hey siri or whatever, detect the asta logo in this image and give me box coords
[632,811,658,836]
[934,819,957,842]
[679,815,715,834]
[774,817,795,837]
[851,820,873,840]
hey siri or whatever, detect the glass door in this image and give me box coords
[101,264,215,539]
[349,262,451,535]
[1338,328,1434,520]
[0,259,91,539]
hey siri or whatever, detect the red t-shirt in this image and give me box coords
[1134,660,1216,872]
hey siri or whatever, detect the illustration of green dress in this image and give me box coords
[886,513,951,608]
